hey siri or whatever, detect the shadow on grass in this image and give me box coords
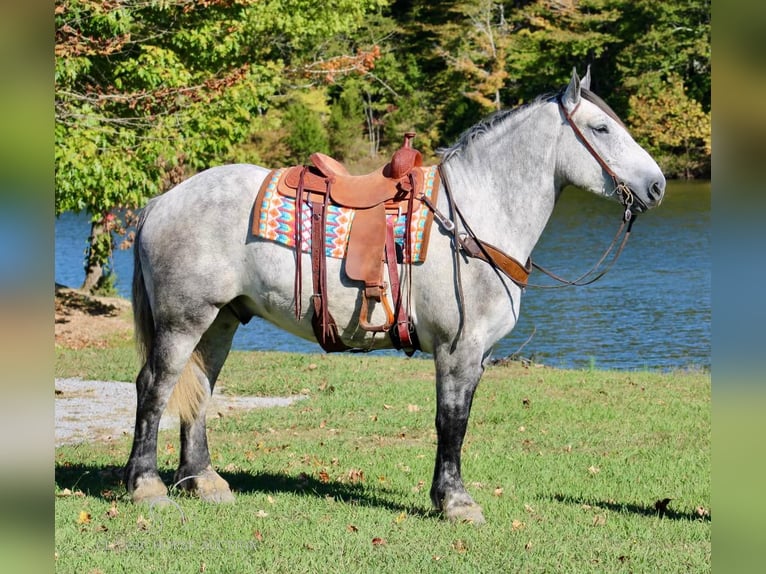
[55,463,437,519]
[549,493,711,522]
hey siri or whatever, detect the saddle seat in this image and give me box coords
[280,132,424,209]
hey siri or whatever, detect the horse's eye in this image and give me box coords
[592,125,609,134]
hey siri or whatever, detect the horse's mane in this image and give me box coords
[439,94,552,162]
[439,88,625,161]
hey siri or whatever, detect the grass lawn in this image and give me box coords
[55,346,710,573]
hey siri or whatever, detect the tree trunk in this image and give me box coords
[81,220,107,293]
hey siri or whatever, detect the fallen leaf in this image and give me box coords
[394,512,407,524]
[308,363,317,370]
[267,495,275,504]
[105,503,119,519]
[452,539,468,552]
[372,537,387,546]
[77,510,91,525]
[136,515,150,530]
[165,442,175,454]
[407,404,420,412]
[493,487,504,497]
[347,469,364,483]
[696,506,709,518]
[319,420,326,428]
[256,510,269,518]
[318,470,330,483]
[524,541,533,551]
[588,465,600,475]
[369,414,378,422]
[253,530,263,541]
[564,444,573,453]
[524,504,535,514]
[412,480,425,493]
[347,524,358,533]
[200,561,206,572]
[518,426,526,432]
[522,398,531,408]
[592,514,606,526]
[432,555,442,561]
[511,519,525,531]
[383,404,392,410]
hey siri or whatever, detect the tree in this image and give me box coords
[55,0,387,292]
[628,74,711,179]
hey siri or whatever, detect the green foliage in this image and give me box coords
[628,74,711,179]
[284,99,330,163]
[55,0,386,285]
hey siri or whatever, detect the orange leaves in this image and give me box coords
[300,46,382,85]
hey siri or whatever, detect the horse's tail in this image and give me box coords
[132,202,206,424]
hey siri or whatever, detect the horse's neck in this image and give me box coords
[441,110,560,261]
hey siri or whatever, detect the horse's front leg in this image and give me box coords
[430,343,487,524]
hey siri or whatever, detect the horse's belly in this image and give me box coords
[240,240,395,350]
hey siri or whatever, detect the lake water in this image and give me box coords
[55,181,710,370]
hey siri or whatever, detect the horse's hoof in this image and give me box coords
[176,466,235,504]
[131,475,169,505]
[444,502,486,525]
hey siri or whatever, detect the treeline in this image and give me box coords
[55,0,710,291]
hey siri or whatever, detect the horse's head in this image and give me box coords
[557,68,665,214]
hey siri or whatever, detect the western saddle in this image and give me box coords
[263,133,438,354]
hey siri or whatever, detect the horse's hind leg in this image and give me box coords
[173,306,240,503]
[125,307,220,504]
[430,344,487,524]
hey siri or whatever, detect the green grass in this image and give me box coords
[55,350,710,573]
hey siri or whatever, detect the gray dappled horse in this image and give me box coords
[126,70,665,524]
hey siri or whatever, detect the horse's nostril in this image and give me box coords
[649,181,664,202]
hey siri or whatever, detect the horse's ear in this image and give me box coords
[581,65,591,91]
[562,67,581,109]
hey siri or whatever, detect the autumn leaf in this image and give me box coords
[407,404,420,412]
[346,469,364,483]
[77,510,91,524]
[452,539,468,552]
[592,514,606,526]
[696,506,709,518]
[372,537,386,546]
[511,519,525,531]
[347,524,359,533]
[394,512,407,524]
[256,510,269,518]
[493,487,504,497]
[253,530,263,541]
[588,465,600,475]
[136,515,150,530]
[105,503,119,519]
[318,470,330,483]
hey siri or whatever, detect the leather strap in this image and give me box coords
[310,195,348,352]
[458,235,531,288]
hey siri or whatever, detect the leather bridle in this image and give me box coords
[424,91,645,347]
